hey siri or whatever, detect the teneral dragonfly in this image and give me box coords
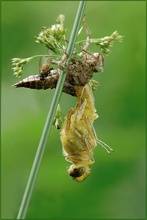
[60,83,113,181]
[60,83,98,181]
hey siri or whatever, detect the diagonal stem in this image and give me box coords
[17,1,87,219]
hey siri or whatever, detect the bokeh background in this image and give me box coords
[1,1,146,219]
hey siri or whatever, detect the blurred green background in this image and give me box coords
[1,1,146,219]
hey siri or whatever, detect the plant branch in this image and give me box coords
[17,1,87,219]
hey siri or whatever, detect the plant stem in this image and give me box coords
[17,1,87,219]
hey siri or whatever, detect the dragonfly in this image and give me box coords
[60,83,113,182]
[12,53,111,181]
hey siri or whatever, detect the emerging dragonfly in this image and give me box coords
[11,15,122,182]
[60,83,113,182]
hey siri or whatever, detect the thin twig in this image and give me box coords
[17,1,87,219]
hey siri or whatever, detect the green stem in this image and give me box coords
[17,1,87,219]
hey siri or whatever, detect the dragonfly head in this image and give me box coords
[68,163,91,182]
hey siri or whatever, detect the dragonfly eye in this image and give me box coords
[68,164,91,182]
[68,165,85,178]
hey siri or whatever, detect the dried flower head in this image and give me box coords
[12,57,33,77]
[36,14,66,55]
[90,30,124,54]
